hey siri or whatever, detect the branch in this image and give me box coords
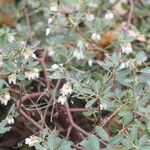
[24,0,33,42]
[127,0,134,29]
[65,101,90,137]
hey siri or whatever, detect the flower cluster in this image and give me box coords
[22,49,36,60]
[85,14,95,22]
[121,43,133,55]
[6,115,14,124]
[91,33,101,42]
[25,68,39,80]
[73,40,85,60]
[58,82,73,105]
[8,73,17,84]
[105,11,114,20]
[0,92,11,105]
[119,59,136,69]
[25,135,43,147]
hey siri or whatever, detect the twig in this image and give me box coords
[101,105,122,127]
[66,16,107,53]
[38,49,51,92]
[66,126,72,140]
[18,108,43,130]
[65,101,90,137]
[127,0,134,29]
[24,0,33,42]
[60,106,99,112]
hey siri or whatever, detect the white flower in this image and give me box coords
[25,135,43,147]
[85,14,95,22]
[48,48,55,57]
[50,6,58,12]
[48,17,53,24]
[0,54,3,66]
[119,62,126,69]
[25,68,39,80]
[61,82,72,96]
[100,104,107,110]
[77,40,84,50]
[91,33,101,41]
[88,59,93,66]
[105,12,114,20]
[119,59,136,70]
[46,28,51,36]
[121,43,133,55]
[89,2,98,8]
[51,64,59,70]
[58,96,67,105]
[6,115,14,124]
[73,49,84,60]
[8,35,15,43]
[8,73,17,84]
[0,92,11,105]
[22,49,36,60]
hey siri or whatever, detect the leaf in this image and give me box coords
[83,110,97,117]
[119,109,133,125]
[140,67,150,74]
[0,121,11,134]
[122,138,132,149]
[47,134,72,150]
[110,133,123,144]
[85,99,97,108]
[94,80,101,93]
[109,124,118,133]
[34,144,46,150]
[80,88,95,95]
[17,72,25,81]
[136,51,147,63]
[80,135,100,150]
[95,126,109,142]
[49,72,66,79]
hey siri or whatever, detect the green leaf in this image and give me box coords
[0,121,11,134]
[95,126,109,142]
[122,138,133,149]
[85,99,97,108]
[109,124,118,133]
[47,134,72,150]
[83,110,97,117]
[80,88,95,95]
[110,133,123,144]
[140,67,150,74]
[136,51,147,63]
[17,72,25,81]
[119,109,133,125]
[80,135,100,150]
[94,80,101,93]
[49,72,66,79]
[34,144,46,150]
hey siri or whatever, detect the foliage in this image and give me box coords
[0,0,150,150]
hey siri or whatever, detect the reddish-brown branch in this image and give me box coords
[65,101,90,137]
[38,49,51,92]
[18,109,43,130]
[21,92,47,103]
[127,0,134,29]
[60,106,99,112]
[24,0,33,42]
[101,105,122,127]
